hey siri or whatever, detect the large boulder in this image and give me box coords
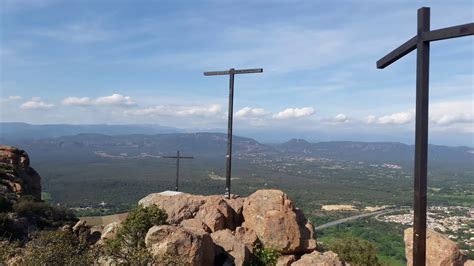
[276,255,296,266]
[404,228,465,266]
[145,225,214,265]
[211,229,251,266]
[195,198,237,232]
[292,251,343,266]
[241,189,316,254]
[139,191,206,224]
[0,146,42,202]
[100,222,120,242]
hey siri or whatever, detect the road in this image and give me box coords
[313,207,407,231]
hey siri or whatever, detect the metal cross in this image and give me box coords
[162,150,194,191]
[377,7,473,266]
[203,68,263,198]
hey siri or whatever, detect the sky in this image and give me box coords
[0,0,473,145]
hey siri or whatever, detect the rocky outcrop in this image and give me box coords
[404,228,471,266]
[211,229,251,266]
[145,225,214,265]
[0,146,41,203]
[292,251,343,266]
[139,192,206,224]
[138,189,322,265]
[241,189,317,254]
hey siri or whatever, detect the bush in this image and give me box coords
[22,230,99,265]
[329,236,380,266]
[12,196,77,229]
[0,240,19,263]
[251,241,280,266]
[104,205,167,264]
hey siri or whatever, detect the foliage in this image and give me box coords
[328,236,380,266]
[103,205,167,264]
[0,240,19,263]
[22,230,99,265]
[251,241,280,266]
[318,219,406,264]
[12,196,77,229]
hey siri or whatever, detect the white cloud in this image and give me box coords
[20,99,54,110]
[62,97,91,106]
[365,115,377,124]
[376,111,413,125]
[125,104,222,117]
[364,111,414,125]
[8,95,22,100]
[273,107,315,119]
[333,113,349,123]
[235,107,270,118]
[95,94,135,107]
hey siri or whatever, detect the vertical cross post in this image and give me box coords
[413,7,430,266]
[377,7,473,266]
[226,70,235,199]
[162,150,194,191]
[204,68,263,198]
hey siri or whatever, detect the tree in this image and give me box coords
[22,230,98,265]
[329,236,380,266]
[104,205,167,264]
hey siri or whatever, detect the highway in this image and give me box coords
[313,207,408,231]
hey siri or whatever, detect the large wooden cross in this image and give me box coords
[162,150,194,191]
[204,68,263,198]
[377,7,473,266]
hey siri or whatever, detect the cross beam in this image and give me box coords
[203,68,263,198]
[377,7,473,266]
[162,150,193,191]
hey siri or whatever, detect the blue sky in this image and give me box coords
[0,0,473,145]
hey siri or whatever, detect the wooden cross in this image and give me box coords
[377,7,473,266]
[162,150,193,191]
[203,68,263,198]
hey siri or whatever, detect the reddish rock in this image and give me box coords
[138,192,206,224]
[276,255,296,266]
[242,189,316,254]
[145,225,214,266]
[211,229,251,266]
[404,228,464,266]
[0,146,42,202]
[180,218,212,234]
[292,251,343,266]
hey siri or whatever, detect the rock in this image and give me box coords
[145,225,214,266]
[139,192,206,224]
[0,146,42,202]
[210,229,251,266]
[100,222,120,241]
[242,189,316,254]
[404,228,465,266]
[234,226,258,251]
[180,218,212,234]
[292,251,343,266]
[72,220,101,245]
[194,198,237,232]
[72,220,87,232]
[276,255,296,266]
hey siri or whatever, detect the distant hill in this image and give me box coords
[276,138,473,167]
[0,122,183,140]
[4,133,472,168]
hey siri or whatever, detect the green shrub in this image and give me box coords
[329,236,380,266]
[104,205,167,264]
[22,230,98,265]
[12,196,77,229]
[251,241,280,266]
